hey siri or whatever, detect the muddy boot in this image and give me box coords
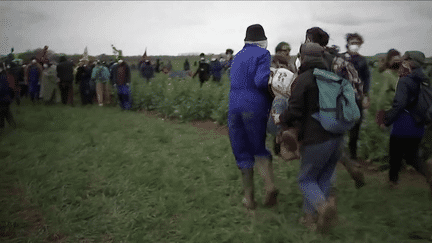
[299,213,318,232]
[255,156,279,207]
[340,156,365,189]
[241,168,257,210]
[316,200,337,234]
[327,187,339,225]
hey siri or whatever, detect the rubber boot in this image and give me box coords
[255,156,279,207]
[340,153,365,189]
[299,213,318,232]
[241,168,257,210]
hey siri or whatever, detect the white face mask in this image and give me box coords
[0,68,3,72]
[349,44,360,53]
[295,57,301,70]
[32,59,37,64]
[43,64,48,68]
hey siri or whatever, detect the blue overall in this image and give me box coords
[228,44,272,169]
[117,84,131,110]
[28,65,41,100]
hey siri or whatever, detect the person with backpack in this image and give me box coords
[275,41,352,233]
[209,57,223,83]
[228,24,278,210]
[0,63,16,133]
[56,56,74,106]
[40,62,61,104]
[193,53,210,88]
[91,60,111,106]
[342,33,371,164]
[376,51,432,193]
[289,27,366,190]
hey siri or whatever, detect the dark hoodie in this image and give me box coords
[56,56,74,83]
[279,43,342,146]
[384,68,428,137]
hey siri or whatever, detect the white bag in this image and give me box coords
[268,67,295,98]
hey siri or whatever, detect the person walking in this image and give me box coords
[75,62,93,105]
[91,60,111,106]
[342,33,371,162]
[228,24,278,210]
[56,56,74,106]
[275,41,342,233]
[377,51,432,193]
[0,63,16,132]
[267,41,296,158]
[26,57,43,104]
[184,58,190,71]
[140,60,154,82]
[40,62,61,104]
[193,53,210,88]
[209,57,223,83]
[112,59,132,110]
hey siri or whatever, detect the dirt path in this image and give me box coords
[138,109,431,190]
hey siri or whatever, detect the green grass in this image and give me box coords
[1,99,432,242]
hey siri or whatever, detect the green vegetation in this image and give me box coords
[1,96,432,242]
[1,64,432,242]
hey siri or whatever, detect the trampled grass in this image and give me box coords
[1,99,432,243]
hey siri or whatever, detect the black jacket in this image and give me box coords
[56,60,74,83]
[384,68,428,126]
[279,53,342,146]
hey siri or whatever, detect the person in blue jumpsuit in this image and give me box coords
[228,24,278,209]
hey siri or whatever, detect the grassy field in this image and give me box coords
[1,97,432,242]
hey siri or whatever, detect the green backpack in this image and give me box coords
[311,68,361,134]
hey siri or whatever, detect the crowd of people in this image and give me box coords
[228,24,432,234]
[1,24,432,234]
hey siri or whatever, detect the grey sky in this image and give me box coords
[1,1,431,57]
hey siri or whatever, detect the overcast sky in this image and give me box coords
[1,1,431,58]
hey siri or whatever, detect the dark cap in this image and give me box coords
[275,42,291,53]
[244,24,267,41]
[403,51,425,68]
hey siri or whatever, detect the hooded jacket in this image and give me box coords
[384,68,428,137]
[279,44,342,146]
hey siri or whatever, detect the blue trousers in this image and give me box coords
[228,110,271,169]
[298,137,343,214]
[267,95,289,136]
[117,85,131,110]
[29,82,40,101]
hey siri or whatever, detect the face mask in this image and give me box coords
[43,64,48,68]
[200,57,205,61]
[0,68,3,73]
[295,57,301,70]
[32,60,37,64]
[349,44,360,53]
